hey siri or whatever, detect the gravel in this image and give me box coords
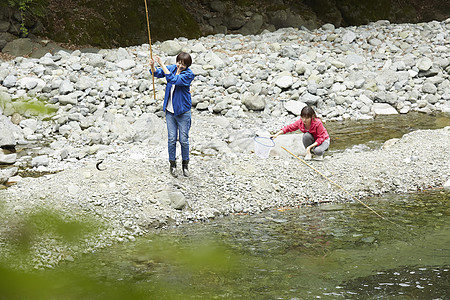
[1,114,449,269]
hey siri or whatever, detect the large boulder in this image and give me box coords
[2,38,40,57]
[270,133,306,158]
[239,14,264,35]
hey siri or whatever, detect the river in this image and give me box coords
[1,112,449,299]
[54,190,449,299]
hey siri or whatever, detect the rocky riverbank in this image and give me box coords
[1,122,450,269]
[0,19,449,268]
[1,0,449,50]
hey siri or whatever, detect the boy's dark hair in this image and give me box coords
[176,52,192,68]
[300,106,317,119]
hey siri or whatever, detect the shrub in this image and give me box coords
[3,0,48,35]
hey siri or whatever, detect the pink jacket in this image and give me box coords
[281,118,329,145]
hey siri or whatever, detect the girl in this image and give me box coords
[150,52,195,177]
[271,106,330,160]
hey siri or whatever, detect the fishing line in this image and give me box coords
[281,146,398,226]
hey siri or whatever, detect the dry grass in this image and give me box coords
[0,52,15,61]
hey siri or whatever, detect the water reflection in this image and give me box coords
[340,266,449,299]
[63,190,449,299]
[327,112,450,152]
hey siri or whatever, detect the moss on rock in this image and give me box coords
[40,0,201,48]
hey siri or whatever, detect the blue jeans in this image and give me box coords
[166,110,191,161]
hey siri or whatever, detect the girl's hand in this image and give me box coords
[154,56,163,65]
[270,130,283,139]
[306,142,318,154]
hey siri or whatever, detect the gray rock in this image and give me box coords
[0,20,10,32]
[0,151,16,164]
[240,14,264,35]
[2,38,40,57]
[58,94,78,105]
[444,178,450,191]
[196,102,209,110]
[87,54,105,68]
[210,1,226,13]
[75,76,95,91]
[284,100,306,116]
[424,94,438,104]
[344,54,366,66]
[0,114,22,147]
[416,57,433,71]
[191,43,207,53]
[17,77,46,91]
[371,103,398,115]
[204,51,226,68]
[3,75,17,88]
[242,94,265,111]
[294,62,308,75]
[342,31,356,44]
[322,23,335,31]
[0,167,18,184]
[369,38,382,46]
[31,155,49,167]
[116,59,136,70]
[222,76,238,88]
[110,115,136,142]
[422,82,437,94]
[132,113,165,144]
[160,41,182,56]
[275,76,293,89]
[59,80,74,95]
[330,60,345,69]
[301,93,320,105]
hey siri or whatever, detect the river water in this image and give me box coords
[325,112,450,152]
[2,112,450,299]
[61,190,449,299]
[48,113,449,299]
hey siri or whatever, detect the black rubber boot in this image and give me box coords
[182,160,189,177]
[169,160,178,178]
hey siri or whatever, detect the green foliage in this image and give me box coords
[12,100,58,118]
[0,205,102,283]
[4,0,48,35]
[0,95,58,119]
[5,210,98,253]
[0,209,240,299]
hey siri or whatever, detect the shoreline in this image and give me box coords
[1,123,449,268]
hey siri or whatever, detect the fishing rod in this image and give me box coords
[281,146,397,225]
[144,0,156,100]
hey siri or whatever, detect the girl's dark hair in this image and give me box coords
[300,106,317,119]
[176,52,192,68]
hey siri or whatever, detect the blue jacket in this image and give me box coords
[150,65,195,116]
